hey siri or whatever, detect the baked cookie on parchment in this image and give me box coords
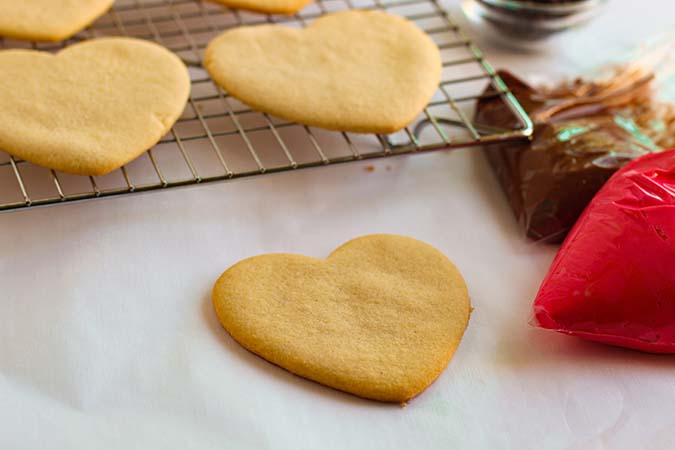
[212,235,471,403]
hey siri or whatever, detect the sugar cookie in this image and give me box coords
[204,11,441,134]
[0,38,190,176]
[208,0,312,15]
[212,235,471,403]
[0,0,113,42]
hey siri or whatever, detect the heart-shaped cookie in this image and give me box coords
[204,11,442,134]
[208,0,313,15]
[212,235,471,403]
[0,38,190,176]
[0,0,113,41]
[534,150,675,353]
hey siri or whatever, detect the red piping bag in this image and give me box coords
[533,149,675,353]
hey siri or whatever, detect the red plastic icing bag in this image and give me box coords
[533,149,675,353]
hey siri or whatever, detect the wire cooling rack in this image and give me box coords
[0,0,532,211]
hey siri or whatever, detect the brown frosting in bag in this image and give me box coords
[475,70,672,243]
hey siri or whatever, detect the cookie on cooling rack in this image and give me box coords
[212,234,471,403]
[0,0,113,41]
[0,38,190,176]
[204,10,441,134]
[208,0,313,14]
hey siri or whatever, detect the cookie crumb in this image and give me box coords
[365,165,375,172]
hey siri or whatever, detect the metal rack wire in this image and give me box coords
[0,0,532,212]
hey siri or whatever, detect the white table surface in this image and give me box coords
[2,1,675,449]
